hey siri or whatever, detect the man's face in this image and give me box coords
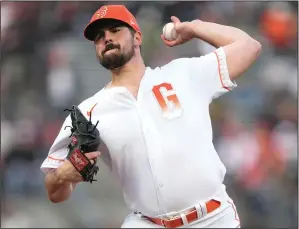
[93,21,136,70]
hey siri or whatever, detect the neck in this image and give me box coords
[109,54,146,89]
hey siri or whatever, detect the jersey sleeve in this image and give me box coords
[40,115,72,174]
[40,99,93,174]
[187,47,237,102]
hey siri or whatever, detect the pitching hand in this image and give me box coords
[161,16,196,47]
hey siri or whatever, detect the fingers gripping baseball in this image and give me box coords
[171,16,181,26]
[161,16,195,47]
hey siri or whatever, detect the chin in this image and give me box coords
[100,59,125,70]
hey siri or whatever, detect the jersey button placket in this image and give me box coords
[143,122,165,193]
[135,100,166,209]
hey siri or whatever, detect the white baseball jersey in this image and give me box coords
[41,47,237,217]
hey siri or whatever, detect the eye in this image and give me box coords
[94,31,104,41]
[111,28,120,33]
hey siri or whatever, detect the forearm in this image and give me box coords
[45,168,75,203]
[191,20,254,47]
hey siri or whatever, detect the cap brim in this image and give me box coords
[84,18,130,41]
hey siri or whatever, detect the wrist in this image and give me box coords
[191,19,203,24]
[190,19,204,38]
[191,19,204,28]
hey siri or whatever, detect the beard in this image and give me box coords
[97,42,135,70]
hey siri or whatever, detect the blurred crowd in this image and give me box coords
[1,1,298,228]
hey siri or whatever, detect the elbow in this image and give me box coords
[253,39,262,57]
[248,38,262,58]
[47,185,71,203]
[48,192,64,203]
[49,198,60,204]
[46,183,74,203]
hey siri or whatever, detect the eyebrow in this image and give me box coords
[100,24,124,32]
[94,24,126,41]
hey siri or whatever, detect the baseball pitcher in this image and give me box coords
[41,5,261,228]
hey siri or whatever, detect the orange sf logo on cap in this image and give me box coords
[96,6,108,18]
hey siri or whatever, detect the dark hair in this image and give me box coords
[127,25,136,37]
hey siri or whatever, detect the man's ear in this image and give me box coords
[134,31,142,46]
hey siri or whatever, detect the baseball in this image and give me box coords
[162,22,177,41]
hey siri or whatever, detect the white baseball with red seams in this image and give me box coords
[163,22,177,41]
[40,47,241,228]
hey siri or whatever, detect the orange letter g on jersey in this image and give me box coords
[152,82,183,119]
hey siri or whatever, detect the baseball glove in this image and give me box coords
[64,105,100,183]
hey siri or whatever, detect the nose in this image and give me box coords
[104,31,113,44]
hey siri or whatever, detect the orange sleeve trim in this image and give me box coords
[213,51,231,91]
[227,200,240,223]
[87,103,98,117]
[47,155,65,162]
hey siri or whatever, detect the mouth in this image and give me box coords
[104,48,118,54]
[103,45,120,55]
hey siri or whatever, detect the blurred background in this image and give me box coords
[1,1,298,228]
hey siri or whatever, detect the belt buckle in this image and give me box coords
[160,216,175,228]
[161,214,176,228]
[162,214,181,228]
[161,219,167,227]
